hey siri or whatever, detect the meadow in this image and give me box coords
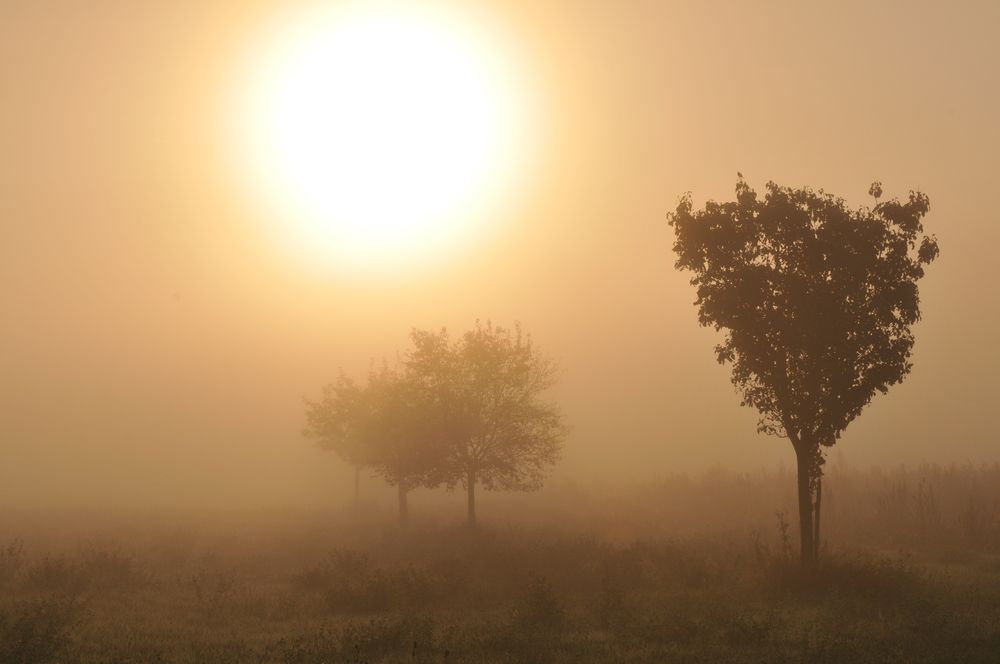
[3,462,1000,663]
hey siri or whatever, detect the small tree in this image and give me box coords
[305,364,446,522]
[407,321,567,527]
[668,177,939,564]
[303,373,368,509]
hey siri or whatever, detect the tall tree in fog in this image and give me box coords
[668,177,939,564]
[408,321,567,527]
[305,365,447,522]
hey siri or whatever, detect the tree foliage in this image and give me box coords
[304,321,566,525]
[407,321,567,524]
[303,373,367,470]
[304,364,447,499]
[668,176,939,560]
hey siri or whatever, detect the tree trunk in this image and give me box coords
[813,475,822,561]
[353,466,360,510]
[795,446,816,565]
[466,470,476,528]
[397,484,408,524]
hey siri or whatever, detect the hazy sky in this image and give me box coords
[2,0,998,510]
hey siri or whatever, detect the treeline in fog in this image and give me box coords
[304,321,566,526]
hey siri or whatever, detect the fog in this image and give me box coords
[2,0,998,514]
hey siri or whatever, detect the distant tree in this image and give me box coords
[303,373,368,509]
[304,364,447,522]
[668,177,939,564]
[407,321,567,527]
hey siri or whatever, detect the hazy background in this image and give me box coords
[2,0,998,512]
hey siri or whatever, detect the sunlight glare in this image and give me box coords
[236,3,527,274]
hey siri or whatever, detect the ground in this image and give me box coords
[3,464,1000,663]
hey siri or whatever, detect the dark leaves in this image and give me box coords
[668,178,939,452]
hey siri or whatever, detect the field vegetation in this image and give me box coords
[2,462,1000,663]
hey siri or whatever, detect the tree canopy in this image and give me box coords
[303,373,367,471]
[407,321,567,525]
[303,364,448,521]
[668,177,939,561]
[304,321,566,525]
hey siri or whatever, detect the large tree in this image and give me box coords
[407,321,567,527]
[668,177,939,563]
[304,364,447,522]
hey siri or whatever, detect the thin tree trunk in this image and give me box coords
[813,475,822,561]
[795,446,816,565]
[398,484,408,524]
[467,469,476,528]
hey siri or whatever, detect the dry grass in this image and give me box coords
[2,463,1000,663]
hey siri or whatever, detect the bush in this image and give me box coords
[24,556,86,595]
[81,548,144,592]
[0,539,25,587]
[0,595,86,664]
[510,576,566,633]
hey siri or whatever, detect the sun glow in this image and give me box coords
[234,3,528,273]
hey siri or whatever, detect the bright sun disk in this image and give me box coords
[235,3,526,273]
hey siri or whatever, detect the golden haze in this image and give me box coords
[1,0,998,512]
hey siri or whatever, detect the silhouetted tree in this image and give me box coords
[668,177,939,564]
[305,364,447,522]
[407,321,567,527]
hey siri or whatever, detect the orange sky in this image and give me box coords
[2,0,998,510]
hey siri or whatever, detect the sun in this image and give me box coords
[234,3,527,273]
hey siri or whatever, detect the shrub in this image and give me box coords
[24,556,86,595]
[0,595,86,664]
[510,576,566,633]
[80,548,144,592]
[0,539,25,587]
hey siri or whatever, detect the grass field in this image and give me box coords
[3,463,1000,663]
